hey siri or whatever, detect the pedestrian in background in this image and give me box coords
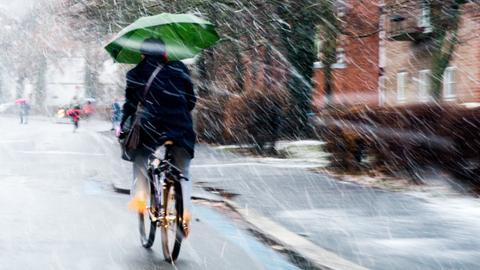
[18,100,30,125]
[67,106,82,132]
[83,101,93,119]
[111,99,122,131]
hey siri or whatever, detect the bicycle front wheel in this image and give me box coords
[161,181,184,262]
[139,182,157,248]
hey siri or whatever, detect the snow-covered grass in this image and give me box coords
[0,103,15,113]
[214,144,256,150]
[214,140,330,168]
[214,140,475,196]
[275,140,325,149]
[274,140,327,160]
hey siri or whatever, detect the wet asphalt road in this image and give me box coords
[191,141,480,270]
[0,116,299,270]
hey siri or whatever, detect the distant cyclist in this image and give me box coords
[120,38,196,235]
[67,105,82,132]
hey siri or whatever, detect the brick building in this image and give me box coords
[312,0,381,109]
[382,0,480,106]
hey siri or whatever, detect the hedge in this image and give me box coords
[223,89,291,150]
[317,104,480,185]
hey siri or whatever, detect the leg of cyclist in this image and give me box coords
[171,146,192,235]
[130,149,151,212]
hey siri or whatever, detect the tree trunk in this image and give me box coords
[16,76,25,99]
[430,2,461,101]
[35,56,47,113]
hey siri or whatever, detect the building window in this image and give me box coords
[419,0,432,33]
[443,67,456,100]
[314,26,325,68]
[397,72,407,102]
[334,48,346,68]
[315,39,324,62]
[314,45,347,69]
[335,0,347,18]
[314,25,346,69]
[418,69,431,101]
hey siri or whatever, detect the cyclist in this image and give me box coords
[67,105,82,132]
[120,38,196,236]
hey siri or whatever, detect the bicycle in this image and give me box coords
[138,140,188,262]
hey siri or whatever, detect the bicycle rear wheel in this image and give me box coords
[161,181,184,262]
[139,181,157,248]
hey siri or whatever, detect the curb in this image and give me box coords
[222,198,369,270]
[192,189,369,270]
[221,198,369,270]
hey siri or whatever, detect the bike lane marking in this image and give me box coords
[15,150,106,156]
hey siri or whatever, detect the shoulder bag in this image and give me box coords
[121,64,163,161]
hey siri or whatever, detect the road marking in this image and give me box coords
[192,162,321,169]
[0,139,30,144]
[15,150,106,156]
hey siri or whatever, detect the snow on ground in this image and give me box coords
[213,140,330,168]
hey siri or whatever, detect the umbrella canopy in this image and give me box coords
[105,13,220,64]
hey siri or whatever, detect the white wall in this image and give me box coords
[45,57,86,107]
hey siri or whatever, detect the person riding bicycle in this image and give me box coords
[67,105,82,132]
[120,38,196,236]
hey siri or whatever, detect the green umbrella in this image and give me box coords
[105,13,220,64]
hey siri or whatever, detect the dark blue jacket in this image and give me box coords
[121,57,196,157]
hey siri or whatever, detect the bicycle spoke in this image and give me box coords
[161,181,183,262]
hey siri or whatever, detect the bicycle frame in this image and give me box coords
[138,142,188,262]
[146,146,187,221]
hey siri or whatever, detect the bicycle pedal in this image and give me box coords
[182,222,190,238]
[148,210,160,222]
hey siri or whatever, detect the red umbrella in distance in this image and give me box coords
[15,98,27,104]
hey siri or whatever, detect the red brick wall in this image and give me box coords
[449,3,480,104]
[332,34,380,105]
[384,3,480,105]
[312,0,380,109]
[383,41,432,105]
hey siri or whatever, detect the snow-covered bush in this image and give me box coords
[317,104,480,185]
[223,89,291,152]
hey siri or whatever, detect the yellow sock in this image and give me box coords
[182,209,191,237]
[183,209,191,223]
[128,192,146,213]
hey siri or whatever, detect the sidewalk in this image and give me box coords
[110,142,480,270]
[194,146,480,270]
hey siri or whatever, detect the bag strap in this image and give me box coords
[141,64,164,104]
[130,64,164,122]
